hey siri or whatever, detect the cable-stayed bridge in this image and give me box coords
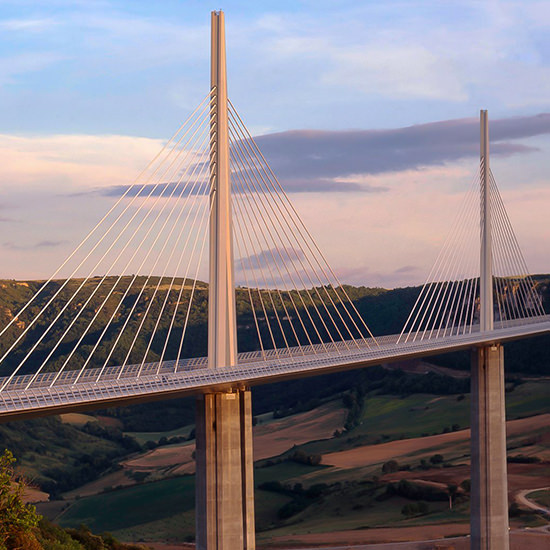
[0,10,548,550]
[0,318,548,422]
[0,75,547,422]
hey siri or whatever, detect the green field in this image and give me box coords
[529,489,550,509]
[59,476,195,532]
[125,424,194,445]
[58,477,293,541]
[299,380,550,458]
[505,380,550,418]
[256,481,465,542]
[58,472,458,542]
[54,377,550,543]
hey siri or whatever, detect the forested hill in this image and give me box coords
[0,276,549,494]
[0,275,549,378]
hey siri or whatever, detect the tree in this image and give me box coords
[430,454,444,465]
[0,449,147,550]
[381,460,399,474]
[0,449,41,550]
[460,478,471,495]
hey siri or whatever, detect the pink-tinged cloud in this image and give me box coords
[0,123,548,285]
[253,113,550,191]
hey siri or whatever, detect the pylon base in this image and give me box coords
[195,389,255,550]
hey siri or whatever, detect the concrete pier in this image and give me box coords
[470,344,510,550]
[195,389,255,550]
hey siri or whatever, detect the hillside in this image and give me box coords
[50,380,550,545]
[0,276,549,379]
[0,276,549,546]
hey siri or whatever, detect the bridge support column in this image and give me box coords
[470,344,509,550]
[195,389,255,550]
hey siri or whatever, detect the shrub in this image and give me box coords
[401,501,429,516]
[0,450,41,547]
[381,460,399,474]
[289,450,321,466]
[277,500,308,519]
[507,455,541,464]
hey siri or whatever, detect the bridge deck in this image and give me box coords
[1,316,549,421]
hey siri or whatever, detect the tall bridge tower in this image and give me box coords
[195,11,255,550]
[470,111,509,550]
[1,9,546,550]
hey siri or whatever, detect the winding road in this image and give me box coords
[516,486,550,517]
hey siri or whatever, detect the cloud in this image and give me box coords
[0,205,15,223]
[3,240,67,251]
[283,178,388,193]
[236,247,306,271]
[325,44,467,102]
[394,265,420,274]
[101,172,385,197]
[249,3,550,112]
[0,18,57,32]
[0,132,548,287]
[0,52,67,87]
[232,173,386,194]
[0,133,164,191]
[252,113,550,191]
[0,113,547,201]
[101,179,209,198]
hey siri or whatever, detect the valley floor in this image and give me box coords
[31,375,550,547]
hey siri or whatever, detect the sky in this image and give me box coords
[0,0,550,287]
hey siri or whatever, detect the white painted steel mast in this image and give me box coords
[209,10,238,369]
[480,110,493,331]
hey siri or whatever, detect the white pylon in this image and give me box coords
[208,10,238,369]
[480,110,493,331]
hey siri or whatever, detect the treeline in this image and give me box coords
[0,417,141,496]
[0,278,387,379]
[0,449,145,550]
[258,479,330,521]
[96,363,472,433]
[0,276,549,378]
[0,276,548,495]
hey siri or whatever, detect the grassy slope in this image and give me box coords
[59,476,196,532]
[59,472,296,541]
[529,489,550,508]
[124,424,194,445]
[0,416,133,491]
[54,377,550,542]
[300,380,550,458]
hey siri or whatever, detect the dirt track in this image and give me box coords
[516,487,550,514]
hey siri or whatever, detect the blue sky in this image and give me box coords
[2,0,549,135]
[1,1,550,285]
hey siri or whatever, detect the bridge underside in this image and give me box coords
[0,317,548,422]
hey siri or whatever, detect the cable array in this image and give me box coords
[399,164,544,343]
[0,91,215,389]
[9,92,538,387]
[489,170,545,323]
[228,100,376,358]
[0,93,379,391]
